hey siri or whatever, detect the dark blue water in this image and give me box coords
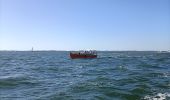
[0,51,170,100]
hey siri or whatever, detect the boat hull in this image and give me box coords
[70,53,97,59]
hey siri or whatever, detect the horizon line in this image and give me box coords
[0,50,169,52]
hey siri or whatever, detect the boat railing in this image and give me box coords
[70,50,97,55]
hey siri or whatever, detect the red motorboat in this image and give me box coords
[70,51,97,59]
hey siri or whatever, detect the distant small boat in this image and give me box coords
[70,51,97,59]
[31,47,34,52]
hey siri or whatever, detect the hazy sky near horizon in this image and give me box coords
[0,0,170,51]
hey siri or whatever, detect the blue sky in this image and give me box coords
[0,0,170,51]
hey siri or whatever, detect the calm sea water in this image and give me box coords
[0,51,170,100]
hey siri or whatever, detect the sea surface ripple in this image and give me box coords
[0,51,170,100]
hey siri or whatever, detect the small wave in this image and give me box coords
[0,74,37,87]
[97,55,116,59]
[0,74,26,80]
[147,72,170,78]
[115,65,128,71]
[143,93,170,100]
[162,72,170,78]
[75,65,83,69]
